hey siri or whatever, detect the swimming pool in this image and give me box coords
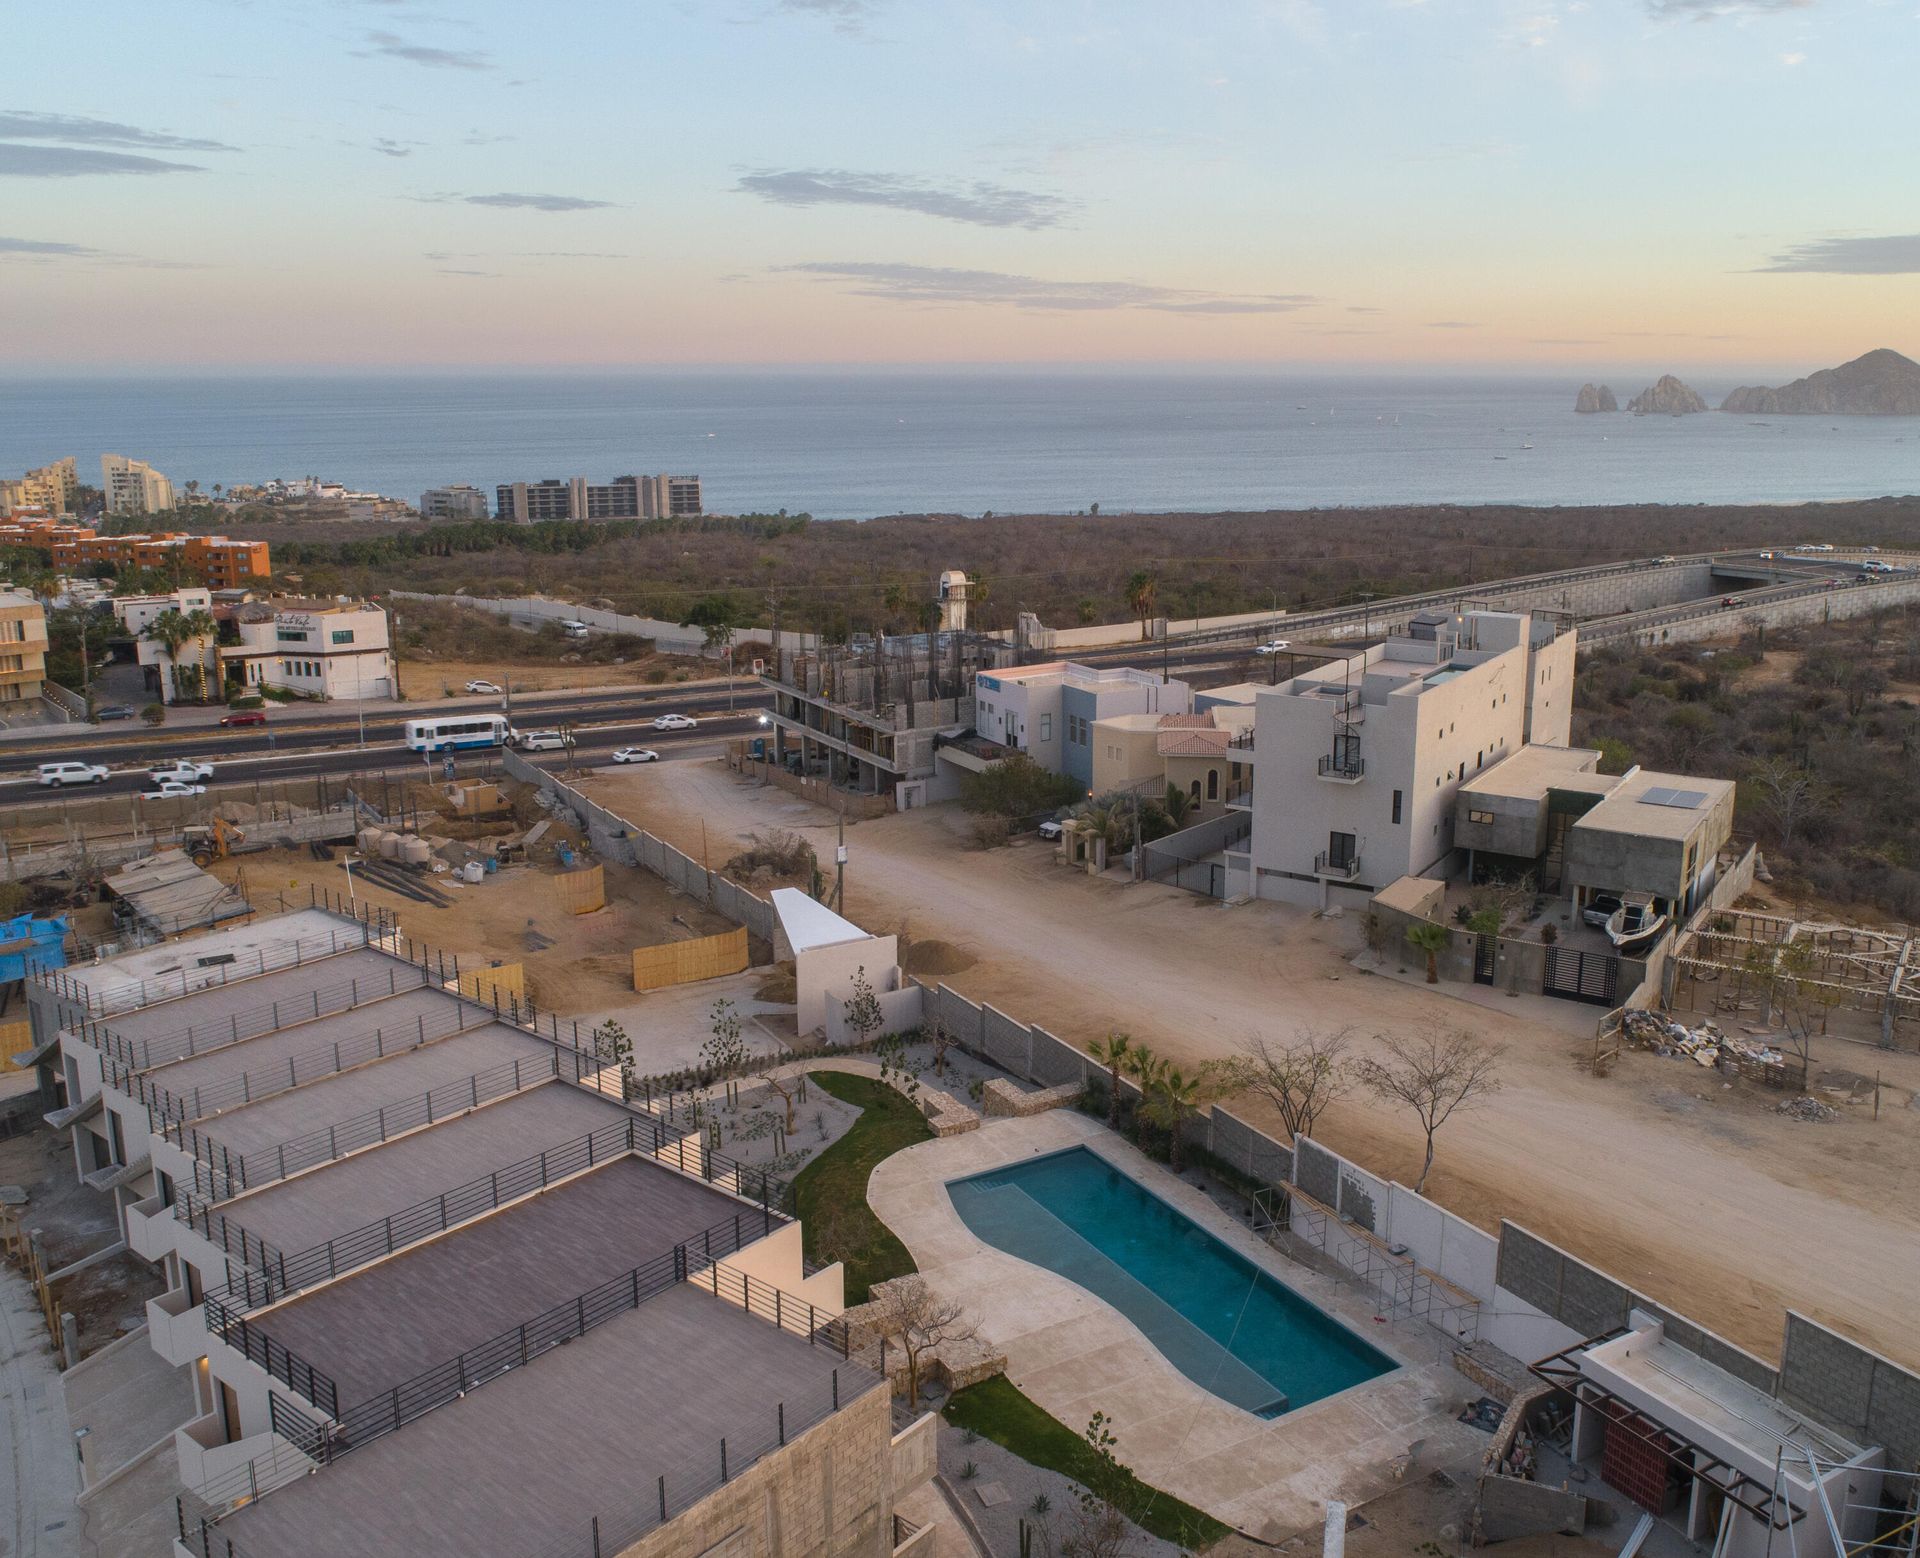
[948,1147,1394,1417]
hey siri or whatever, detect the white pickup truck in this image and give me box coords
[148,759,215,785]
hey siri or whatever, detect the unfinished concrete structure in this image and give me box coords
[22,905,933,1558]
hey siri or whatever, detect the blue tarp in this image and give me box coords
[0,913,68,982]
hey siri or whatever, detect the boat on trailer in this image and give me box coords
[1605,898,1668,952]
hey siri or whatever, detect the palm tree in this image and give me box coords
[1405,920,1452,984]
[1149,1065,1206,1173]
[1163,783,1194,828]
[882,582,908,634]
[1124,571,1158,639]
[143,606,218,702]
[1124,1047,1165,1146]
[1086,1031,1133,1128]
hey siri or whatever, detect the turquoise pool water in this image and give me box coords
[948,1147,1394,1417]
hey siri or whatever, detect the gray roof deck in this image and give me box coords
[59,908,357,1012]
[103,947,409,1058]
[250,1155,766,1406]
[213,1082,625,1256]
[191,1024,551,1157]
[147,985,465,1099]
[218,1284,882,1558]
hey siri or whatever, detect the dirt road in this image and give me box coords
[583,760,1920,1368]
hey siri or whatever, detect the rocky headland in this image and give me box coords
[1721,348,1920,416]
[1575,383,1618,413]
[1626,375,1708,415]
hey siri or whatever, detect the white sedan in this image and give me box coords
[142,781,208,800]
[611,747,660,764]
[465,679,503,694]
[1252,639,1291,656]
[651,713,698,731]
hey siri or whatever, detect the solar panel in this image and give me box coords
[1639,786,1706,809]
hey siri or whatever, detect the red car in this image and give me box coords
[219,709,268,728]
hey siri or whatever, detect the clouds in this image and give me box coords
[417,191,615,211]
[738,168,1072,230]
[0,111,237,152]
[0,145,205,177]
[776,0,880,35]
[0,109,237,177]
[1644,0,1811,17]
[0,236,99,257]
[1756,234,1920,274]
[777,261,1318,314]
[360,31,493,70]
[370,138,415,158]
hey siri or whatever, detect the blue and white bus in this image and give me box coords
[403,714,515,753]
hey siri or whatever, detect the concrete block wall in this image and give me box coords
[1588,575,1920,651]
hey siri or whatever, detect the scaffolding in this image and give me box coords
[1783,1455,1920,1558]
[1670,907,1920,1051]
[1253,1183,1482,1342]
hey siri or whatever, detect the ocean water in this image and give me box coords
[4,372,1917,520]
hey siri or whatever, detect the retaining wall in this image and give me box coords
[1585,575,1920,651]
[631,927,751,991]
[390,591,818,658]
[501,748,777,948]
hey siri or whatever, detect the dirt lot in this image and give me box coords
[214,841,735,1018]
[591,758,1920,1370]
[399,654,715,696]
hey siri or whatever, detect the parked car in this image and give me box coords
[1757,549,1775,560]
[465,679,503,694]
[1651,554,1676,564]
[517,730,565,751]
[219,709,267,728]
[37,761,109,787]
[1252,639,1291,656]
[611,746,659,764]
[560,620,590,639]
[651,713,697,731]
[1037,819,1064,841]
[94,704,135,721]
[1582,893,1622,929]
[141,781,207,800]
[1720,596,1737,609]
[148,759,214,784]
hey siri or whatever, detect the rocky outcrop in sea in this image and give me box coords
[1626,375,1707,415]
[1574,383,1618,413]
[1721,348,1920,415]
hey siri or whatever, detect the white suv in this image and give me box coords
[38,761,110,788]
[518,730,565,751]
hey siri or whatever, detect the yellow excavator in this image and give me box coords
[182,816,247,868]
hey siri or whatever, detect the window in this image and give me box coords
[1326,831,1356,869]
[1391,789,1403,824]
[1038,713,1052,741]
[1206,768,1218,801]
[1468,808,1494,824]
[331,629,355,645]
[276,628,308,643]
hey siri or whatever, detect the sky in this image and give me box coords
[1,0,1915,372]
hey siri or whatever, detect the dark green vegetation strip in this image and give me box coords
[944,1376,1232,1548]
[792,1070,932,1304]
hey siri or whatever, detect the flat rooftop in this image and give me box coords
[217,1283,883,1558]
[189,1022,551,1158]
[146,985,464,1102]
[1458,745,1610,804]
[248,1154,764,1406]
[1588,1328,1859,1474]
[59,908,358,1012]
[1574,769,1735,842]
[102,947,412,1067]
[210,1081,622,1258]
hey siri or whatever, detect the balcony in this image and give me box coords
[1314,851,1362,880]
[125,1190,177,1262]
[1316,753,1365,783]
[146,1284,207,1367]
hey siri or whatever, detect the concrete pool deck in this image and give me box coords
[867,1109,1489,1542]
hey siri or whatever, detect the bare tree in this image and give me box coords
[703,997,748,1112]
[867,1275,977,1409]
[1747,757,1828,847]
[1354,1029,1504,1194]
[590,1018,633,1100]
[844,964,884,1047]
[1223,1028,1353,1141]
[923,1011,957,1079]
[1060,1411,1141,1558]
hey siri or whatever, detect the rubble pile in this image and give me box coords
[1776,1096,1839,1123]
[1619,1010,1791,1072]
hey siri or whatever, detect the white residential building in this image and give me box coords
[971,660,1193,789]
[221,598,395,701]
[115,587,218,704]
[101,453,177,516]
[1241,610,1575,908]
[418,484,491,521]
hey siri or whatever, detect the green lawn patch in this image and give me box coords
[943,1375,1232,1549]
[792,1069,932,1303]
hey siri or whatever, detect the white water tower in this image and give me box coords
[936,569,969,633]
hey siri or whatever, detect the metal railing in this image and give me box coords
[1316,753,1365,780]
[183,1044,610,1200]
[204,1112,794,1309]
[85,958,433,1076]
[1226,729,1255,751]
[1314,851,1362,879]
[33,920,375,1017]
[202,1292,340,1420]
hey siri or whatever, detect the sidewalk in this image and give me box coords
[0,1264,83,1558]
